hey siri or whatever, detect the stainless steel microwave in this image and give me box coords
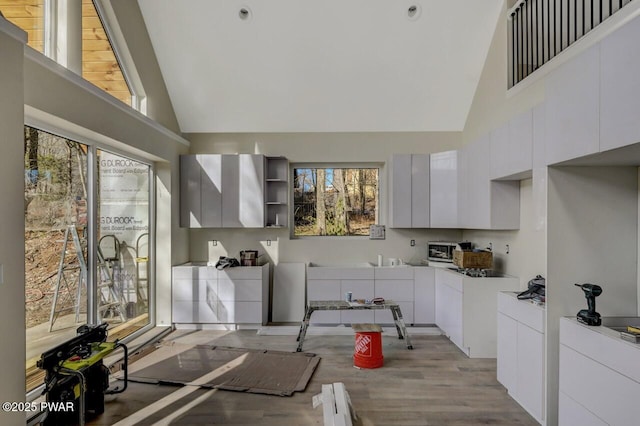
[427,242,457,263]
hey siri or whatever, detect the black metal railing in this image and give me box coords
[509,0,634,87]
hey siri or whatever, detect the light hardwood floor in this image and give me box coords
[89,329,538,426]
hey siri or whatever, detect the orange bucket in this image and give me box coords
[353,330,384,369]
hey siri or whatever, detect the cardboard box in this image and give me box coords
[453,250,493,269]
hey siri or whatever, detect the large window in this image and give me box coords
[0,1,45,53]
[293,167,379,236]
[82,0,132,106]
[24,126,153,392]
[25,127,88,390]
[1,1,136,106]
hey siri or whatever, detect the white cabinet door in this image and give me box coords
[307,279,341,324]
[497,312,517,392]
[461,135,519,230]
[413,267,435,324]
[388,154,412,228]
[600,15,640,152]
[179,155,202,227]
[516,323,544,422]
[507,109,533,178]
[464,135,491,229]
[411,154,430,227]
[490,123,510,180]
[491,110,533,180]
[222,154,265,228]
[430,150,458,228]
[435,270,464,351]
[545,45,600,165]
[199,154,222,227]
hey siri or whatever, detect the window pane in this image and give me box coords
[293,168,378,236]
[0,0,45,52]
[82,0,132,106]
[25,126,88,391]
[97,150,150,338]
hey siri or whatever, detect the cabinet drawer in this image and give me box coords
[172,301,218,323]
[218,266,264,280]
[307,279,341,301]
[172,279,215,302]
[173,266,216,280]
[375,280,414,301]
[307,267,374,280]
[374,267,414,280]
[218,279,262,301]
[340,280,374,300]
[217,301,263,323]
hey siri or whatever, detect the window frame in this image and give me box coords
[290,162,384,239]
[24,113,157,400]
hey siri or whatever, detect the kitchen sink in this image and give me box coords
[600,316,640,332]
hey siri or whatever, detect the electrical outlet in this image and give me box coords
[410,239,415,247]
[212,240,218,246]
[267,240,271,246]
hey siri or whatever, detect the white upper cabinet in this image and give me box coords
[600,15,640,152]
[545,45,600,165]
[200,154,223,227]
[222,154,265,228]
[411,154,430,228]
[430,150,458,228]
[180,154,222,228]
[388,154,430,228]
[180,154,265,228]
[388,154,412,228]
[460,136,519,230]
[532,103,546,169]
[491,110,533,180]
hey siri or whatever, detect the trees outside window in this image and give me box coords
[293,167,378,236]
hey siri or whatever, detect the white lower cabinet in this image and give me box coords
[305,265,435,326]
[435,272,464,350]
[172,263,269,325]
[413,267,435,324]
[435,269,519,358]
[306,279,341,324]
[497,292,545,424]
[559,317,640,426]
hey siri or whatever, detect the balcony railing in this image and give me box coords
[509,0,634,87]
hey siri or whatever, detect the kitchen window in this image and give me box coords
[293,166,379,237]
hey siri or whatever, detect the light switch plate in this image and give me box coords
[369,225,385,240]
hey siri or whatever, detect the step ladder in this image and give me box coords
[49,226,127,331]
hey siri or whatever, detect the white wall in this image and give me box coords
[0,19,27,424]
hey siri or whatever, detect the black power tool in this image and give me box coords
[574,283,602,326]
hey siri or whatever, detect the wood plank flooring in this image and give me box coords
[88,329,538,426]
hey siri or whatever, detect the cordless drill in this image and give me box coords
[575,283,603,326]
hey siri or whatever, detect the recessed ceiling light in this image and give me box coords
[239,6,252,21]
[407,4,421,21]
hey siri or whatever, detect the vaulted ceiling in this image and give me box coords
[137,0,503,133]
